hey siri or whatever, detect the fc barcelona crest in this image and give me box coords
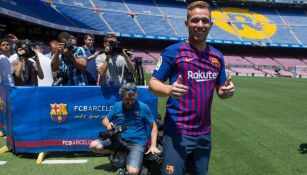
[211,57,220,67]
[50,103,68,124]
[166,165,174,174]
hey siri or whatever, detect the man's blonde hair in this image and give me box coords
[187,1,211,20]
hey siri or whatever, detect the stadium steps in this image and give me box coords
[248,10,273,43]
[122,0,146,34]
[274,9,302,44]
[51,3,80,28]
[152,0,179,36]
[89,0,114,32]
[98,13,114,32]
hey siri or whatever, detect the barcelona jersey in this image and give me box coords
[152,41,227,136]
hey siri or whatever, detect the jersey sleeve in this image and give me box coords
[74,47,87,60]
[152,48,176,82]
[216,54,227,86]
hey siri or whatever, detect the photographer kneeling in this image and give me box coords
[89,83,160,175]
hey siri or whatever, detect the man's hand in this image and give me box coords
[107,122,114,131]
[104,45,111,56]
[121,49,129,58]
[169,75,189,99]
[145,145,161,155]
[57,43,65,53]
[7,34,19,43]
[218,76,235,98]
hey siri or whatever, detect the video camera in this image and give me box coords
[98,124,127,141]
[19,40,36,58]
[132,57,145,85]
[64,43,75,52]
[109,41,123,55]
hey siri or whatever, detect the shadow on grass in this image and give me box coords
[94,163,118,172]
[298,143,307,154]
[16,151,108,159]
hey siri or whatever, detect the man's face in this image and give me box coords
[84,36,94,48]
[185,7,212,43]
[122,93,136,109]
[104,37,117,48]
[0,41,10,53]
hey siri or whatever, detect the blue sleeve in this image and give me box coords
[74,47,86,59]
[152,48,176,82]
[216,55,227,86]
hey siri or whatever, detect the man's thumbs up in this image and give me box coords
[225,75,232,87]
[169,74,189,99]
[176,75,183,84]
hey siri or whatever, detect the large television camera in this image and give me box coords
[132,57,145,85]
[98,124,127,141]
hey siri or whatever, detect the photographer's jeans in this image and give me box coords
[98,139,145,169]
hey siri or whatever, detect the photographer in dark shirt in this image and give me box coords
[51,32,87,86]
[11,40,44,86]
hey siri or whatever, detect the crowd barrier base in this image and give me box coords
[0,146,10,154]
[36,152,48,164]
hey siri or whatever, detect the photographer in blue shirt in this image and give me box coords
[89,83,160,175]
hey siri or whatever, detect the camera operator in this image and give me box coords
[51,32,87,86]
[11,39,44,86]
[89,83,160,175]
[96,33,135,86]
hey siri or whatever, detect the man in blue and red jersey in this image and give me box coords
[149,1,235,175]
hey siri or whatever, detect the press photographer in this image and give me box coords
[96,33,135,86]
[51,32,88,86]
[89,83,160,175]
[11,39,44,86]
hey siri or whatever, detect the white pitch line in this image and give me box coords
[42,159,88,164]
[0,161,7,165]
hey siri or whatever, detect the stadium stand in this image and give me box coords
[1,0,307,46]
[0,0,306,77]
[244,56,281,69]
[224,55,253,67]
[274,57,307,70]
[230,67,265,77]
[103,11,142,34]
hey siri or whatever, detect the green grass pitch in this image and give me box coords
[1,76,307,175]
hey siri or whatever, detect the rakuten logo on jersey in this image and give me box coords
[187,71,218,82]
